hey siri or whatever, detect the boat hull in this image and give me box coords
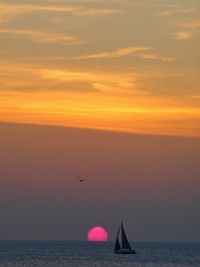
[114,249,136,255]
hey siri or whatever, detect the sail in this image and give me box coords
[114,227,121,251]
[114,236,121,251]
[121,223,132,250]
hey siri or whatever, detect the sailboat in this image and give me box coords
[114,222,136,254]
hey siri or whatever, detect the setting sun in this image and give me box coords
[87,226,108,242]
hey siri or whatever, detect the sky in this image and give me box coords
[0,0,200,242]
[0,122,199,242]
[0,0,200,136]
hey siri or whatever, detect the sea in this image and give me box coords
[0,241,199,267]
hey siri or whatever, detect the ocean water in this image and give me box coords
[0,241,199,267]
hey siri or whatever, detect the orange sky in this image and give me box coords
[0,0,200,136]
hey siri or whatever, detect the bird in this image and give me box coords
[76,176,86,182]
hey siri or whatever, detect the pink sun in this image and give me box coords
[87,226,108,242]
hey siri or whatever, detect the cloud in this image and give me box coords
[159,7,194,17]
[172,31,191,40]
[0,29,82,45]
[78,46,151,59]
[78,47,175,63]
[170,20,200,41]
[39,68,153,97]
[0,89,199,137]
[142,54,175,62]
[173,20,200,29]
[1,61,199,137]
[0,61,148,96]
[0,2,122,23]
[40,68,142,94]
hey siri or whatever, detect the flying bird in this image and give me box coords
[76,176,86,182]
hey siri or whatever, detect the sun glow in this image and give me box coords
[0,89,200,137]
[87,226,108,242]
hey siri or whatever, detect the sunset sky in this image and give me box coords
[0,0,200,136]
[0,0,200,242]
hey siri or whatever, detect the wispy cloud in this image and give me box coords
[170,19,200,41]
[0,62,147,95]
[172,31,191,40]
[142,54,175,62]
[78,46,151,59]
[40,68,143,94]
[78,46,175,63]
[1,61,199,137]
[0,29,82,45]
[159,7,194,17]
[0,2,122,23]
[173,20,200,29]
[0,89,199,137]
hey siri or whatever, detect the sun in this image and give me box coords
[87,226,108,242]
